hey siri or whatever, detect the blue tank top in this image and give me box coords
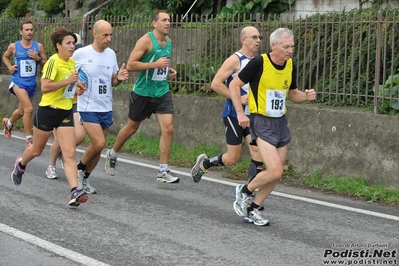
[221,51,251,118]
[11,40,40,87]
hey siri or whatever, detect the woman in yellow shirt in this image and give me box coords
[10,27,88,207]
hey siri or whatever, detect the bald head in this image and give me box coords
[240,26,258,39]
[92,19,113,52]
[93,20,112,33]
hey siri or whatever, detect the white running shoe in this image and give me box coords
[82,178,97,194]
[105,149,117,176]
[45,165,57,179]
[246,208,270,226]
[233,184,253,217]
[157,169,180,183]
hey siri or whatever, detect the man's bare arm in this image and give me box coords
[211,55,240,99]
[2,43,16,73]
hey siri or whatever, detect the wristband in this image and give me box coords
[37,57,42,62]
[116,77,122,83]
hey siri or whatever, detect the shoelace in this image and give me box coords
[48,166,56,173]
[162,170,177,178]
[109,158,116,167]
[250,209,262,220]
[242,193,254,208]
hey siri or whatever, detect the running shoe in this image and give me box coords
[191,153,208,183]
[233,184,254,217]
[157,169,180,183]
[58,151,65,169]
[3,118,13,139]
[246,208,270,226]
[105,149,117,176]
[82,178,97,194]
[69,188,88,207]
[25,137,33,149]
[45,165,57,179]
[11,157,25,186]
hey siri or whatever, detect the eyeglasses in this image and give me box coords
[244,35,263,40]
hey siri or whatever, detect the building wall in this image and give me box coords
[281,0,366,19]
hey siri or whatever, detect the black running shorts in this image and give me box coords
[128,91,174,122]
[33,106,74,132]
[223,115,251,145]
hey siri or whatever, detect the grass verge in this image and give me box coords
[102,132,399,207]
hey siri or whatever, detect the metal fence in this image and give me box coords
[0,10,398,114]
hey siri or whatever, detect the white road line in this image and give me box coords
[2,134,398,264]
[0,224,110,266]
[14,135,399,222]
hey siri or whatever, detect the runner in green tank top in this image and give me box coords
[105,10,180,183]
[133,31,172,98]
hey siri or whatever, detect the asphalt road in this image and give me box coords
[1,132,398,266]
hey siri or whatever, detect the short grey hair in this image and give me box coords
[269,28,294,46]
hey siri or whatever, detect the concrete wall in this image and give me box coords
[281,0,367,19]
[1,75,398,189]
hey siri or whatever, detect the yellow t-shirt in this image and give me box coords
[248,54,293,117]
[39,54,76,110]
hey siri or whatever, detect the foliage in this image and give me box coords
[377,73,399,114]
[98,0,153,17]
[39,24,58,55]
[2,0,29,17]
[173,61,217,94]
[369,0,399,8]
[218,0,295,19]
[0,17,20,59]
[0,0,11,13]
[146,0,220,17]
[40,0,64,15]
[292,8,399,110]
[98,0,293,20]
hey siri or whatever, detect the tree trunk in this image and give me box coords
[216,0,223,14]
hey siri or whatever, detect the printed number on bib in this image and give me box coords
[265,89,286,117]
[62,83,76,98]
[99,85,107,94]
[152,66,169,81]
[20,60,36,77]
[93,78,111,101]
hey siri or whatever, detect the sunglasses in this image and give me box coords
[244,35,263,40]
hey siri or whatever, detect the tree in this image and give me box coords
[0,0,11,13]
[3,0,29,17]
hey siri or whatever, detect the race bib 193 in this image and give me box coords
[265,89,286,117]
